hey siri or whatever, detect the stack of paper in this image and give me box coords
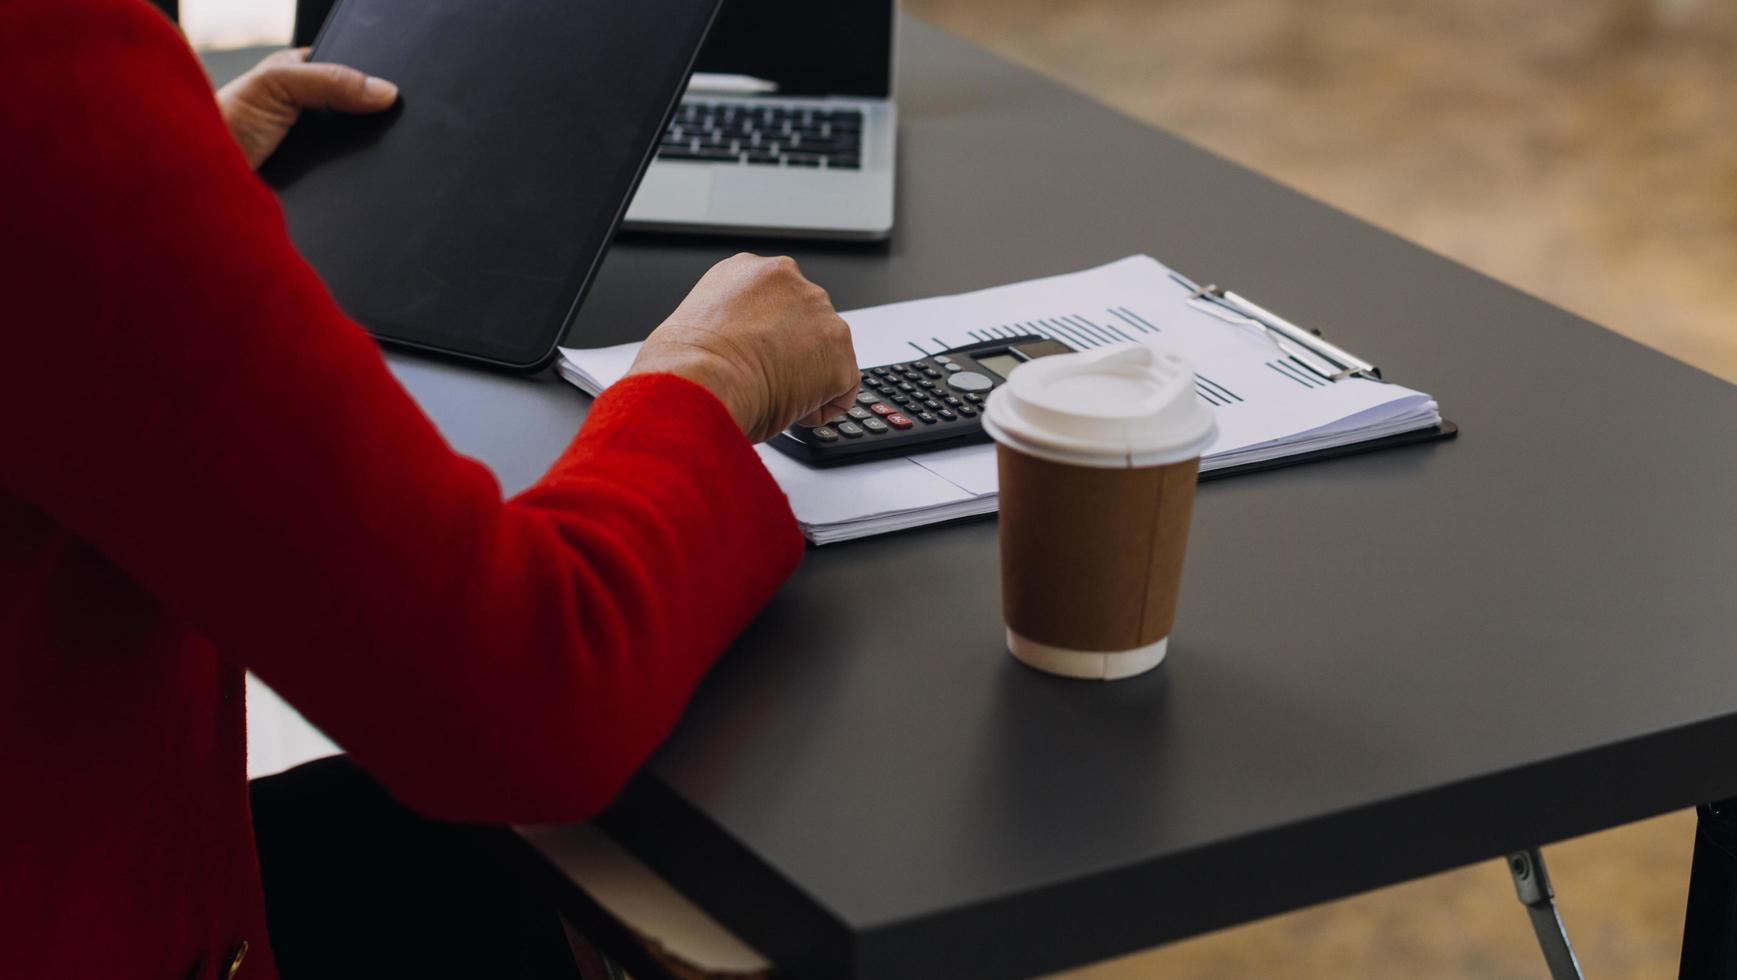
[558,255,1442,544]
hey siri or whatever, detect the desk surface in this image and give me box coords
[214,20,1737,979]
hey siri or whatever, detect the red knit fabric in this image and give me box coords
[0,1,804,976]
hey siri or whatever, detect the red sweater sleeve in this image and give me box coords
[0,0,803,822]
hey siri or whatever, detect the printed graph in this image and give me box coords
[903,306,1248,408]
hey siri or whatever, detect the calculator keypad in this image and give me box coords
[944,371,994,393]
[778,344,1044,462]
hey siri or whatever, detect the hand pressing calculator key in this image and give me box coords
[770,335,1072,466]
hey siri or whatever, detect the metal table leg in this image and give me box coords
[1679,800,1737,979]
[1508,847,1585,980]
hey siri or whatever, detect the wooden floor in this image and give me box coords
[904,0,1735,976]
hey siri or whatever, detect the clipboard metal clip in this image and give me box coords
[1175,274,1384,383]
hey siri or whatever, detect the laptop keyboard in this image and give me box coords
[657,101,863,170]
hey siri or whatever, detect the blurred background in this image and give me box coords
[189,0,1732,975]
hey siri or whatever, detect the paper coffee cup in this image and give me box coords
[982,344,1217,680]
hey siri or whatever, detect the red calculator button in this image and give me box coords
[886,413,915,429]
[869,402,897,416]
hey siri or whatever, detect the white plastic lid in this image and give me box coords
[981,344,1217,468]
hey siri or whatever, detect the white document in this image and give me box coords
[558,255,1441,544]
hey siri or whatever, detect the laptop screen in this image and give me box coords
[695,0,894,98]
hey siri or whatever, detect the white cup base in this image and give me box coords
[1006,629,1169,681]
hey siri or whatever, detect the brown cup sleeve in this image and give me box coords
[997,447,1200,652]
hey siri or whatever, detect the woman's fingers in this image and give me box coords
[260,61,399,113]
[796,359,861,429]
[794,388,864,430]
[625,254,859,443]
[218,48,400,169]
[259,46,313,69]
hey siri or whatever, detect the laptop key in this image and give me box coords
[661,101,873,175]
[659,146,739,162]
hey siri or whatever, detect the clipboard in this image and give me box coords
[556,253,1460,543]
[1202,419,1458,483]
[1163,269,1459,480]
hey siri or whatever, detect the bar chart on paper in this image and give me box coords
[907,306,1160,353]
[905,310,1246,407]
[559,255,1448,542]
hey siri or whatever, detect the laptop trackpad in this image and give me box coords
[626,166,714,223]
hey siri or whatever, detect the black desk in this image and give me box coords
[209,21,1737,979]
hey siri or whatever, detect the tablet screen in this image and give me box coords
[264,0,722,369]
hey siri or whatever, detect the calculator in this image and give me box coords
[770,335,1073,465]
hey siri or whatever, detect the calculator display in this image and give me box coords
[975,353,1024,380]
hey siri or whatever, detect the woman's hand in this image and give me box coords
[627,254,860,443]
[216,48,399,170]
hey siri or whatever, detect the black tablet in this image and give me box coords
[263,0,722,370]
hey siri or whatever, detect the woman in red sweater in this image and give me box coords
[0,1,858,977]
